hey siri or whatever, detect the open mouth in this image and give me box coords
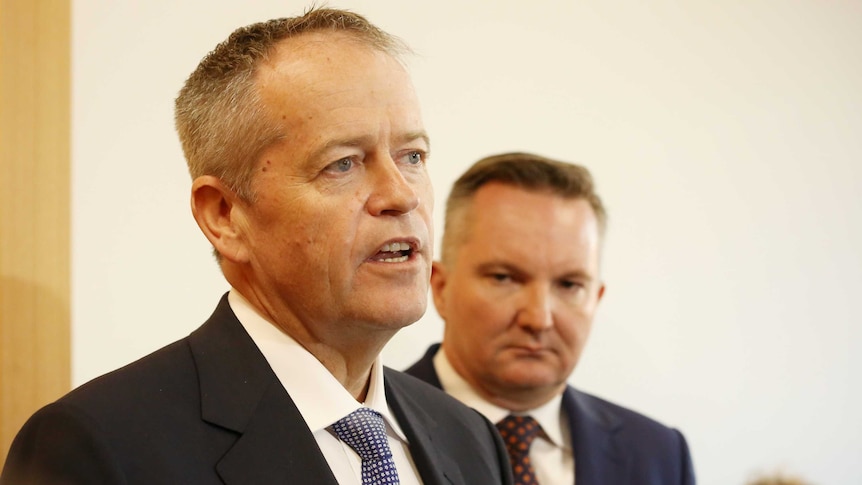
[370,241,414,263]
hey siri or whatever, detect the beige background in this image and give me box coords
[1,0,70,464]
[5,0,860,483]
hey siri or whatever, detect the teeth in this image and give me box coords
[375,241,412,263]
[380,241,411,253]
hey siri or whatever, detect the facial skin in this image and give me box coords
[191,33,433,397]
[434,182,604,411]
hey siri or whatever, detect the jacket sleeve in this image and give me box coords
[1,402,126,485]
[676,428,696,485]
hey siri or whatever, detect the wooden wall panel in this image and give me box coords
[0,0,71,464]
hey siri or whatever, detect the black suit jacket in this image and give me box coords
[405,344,696,485]
[1,297,513,485]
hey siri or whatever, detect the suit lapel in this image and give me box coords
[215,382,338,485]
[384,369,463,485]
[188,295,338,485]
[565,387,629,485]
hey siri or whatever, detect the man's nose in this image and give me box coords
[366,156,421,216]
[515,284,553,332]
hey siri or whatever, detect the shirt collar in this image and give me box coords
[228,288,408,441]
[434,345,568,449]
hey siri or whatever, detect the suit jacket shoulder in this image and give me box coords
[404,343,696,485]
[403,343,443,387]
[564,386,696,485]
[0,295,333,485]
[384,368,513,485]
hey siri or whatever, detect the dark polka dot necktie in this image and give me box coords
[332,407,401,484]
[496,415,542,485]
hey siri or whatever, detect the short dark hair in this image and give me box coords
[441,152,607,263]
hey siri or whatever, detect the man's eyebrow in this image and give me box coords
[307,136,371,163]
[307,131,431,163]
[476,262,595,282]
[396,131,431,153]
[557,269,595,283]
[476,261,523,274]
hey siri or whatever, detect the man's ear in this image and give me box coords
[190,176,250,263]
[429,261,449,320]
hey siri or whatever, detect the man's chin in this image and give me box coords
[485,373,566,410]
[354,305,426,331]
[498,367,566,392]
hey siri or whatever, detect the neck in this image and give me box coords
[483,387,561,413]
[229,280,397,401]
[302,338,386,401]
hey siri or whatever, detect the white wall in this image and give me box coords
[72,1,862,484]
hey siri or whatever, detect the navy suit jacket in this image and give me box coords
[405,344,696,485]
[1,297,513,485]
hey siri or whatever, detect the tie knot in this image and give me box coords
[332,407,393,462]
[496,415,542,457]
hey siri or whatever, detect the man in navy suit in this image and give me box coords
[1,8,511,484]
[405,152,696,484]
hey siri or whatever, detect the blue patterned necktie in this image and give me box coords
[332,407,401,484]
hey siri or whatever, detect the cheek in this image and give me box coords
[286,218,328,256]
[422,180,434,212]
[445,286,487,331]
[309,192,362,239]
[418,192,434,228]
[265,204,334,270]
[460,294,513,340]
[555,313,593,354]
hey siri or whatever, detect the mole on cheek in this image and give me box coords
[261,160,272,173]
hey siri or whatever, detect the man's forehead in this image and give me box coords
[458,187,601,246]
[262,30,387,70]
[256,37,407,103]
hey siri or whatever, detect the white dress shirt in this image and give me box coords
[434,348,575,485]
[229,289,423,485]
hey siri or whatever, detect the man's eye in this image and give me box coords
[560,280,584,291]
[490,273,512,283]
[404,151,424,165]
[327,158,353,173]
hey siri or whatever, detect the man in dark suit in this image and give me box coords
[1,8,512,485]
[405,152,696,485]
